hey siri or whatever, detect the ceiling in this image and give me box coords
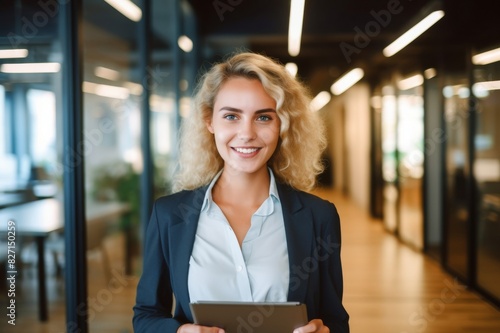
[188,0,500,95]
[1,0,499,95]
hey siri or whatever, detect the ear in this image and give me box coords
[206,119,214,134]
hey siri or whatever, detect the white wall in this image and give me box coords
[322,83,371,211]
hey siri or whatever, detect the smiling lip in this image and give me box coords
[232,147,261,156]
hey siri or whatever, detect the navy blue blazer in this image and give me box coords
[133,183,349,332]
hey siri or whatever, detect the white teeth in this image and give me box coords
[235,147,258,154]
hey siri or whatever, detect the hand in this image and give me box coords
[293,319,330,333]
[177,323,225,333]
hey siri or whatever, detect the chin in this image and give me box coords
[225,164,267,175]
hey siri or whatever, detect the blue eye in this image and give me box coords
[257,115,271,121]
[224,114,237,120]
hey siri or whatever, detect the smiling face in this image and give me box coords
[207,76,280,178]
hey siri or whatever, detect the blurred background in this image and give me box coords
[0,0,500,332]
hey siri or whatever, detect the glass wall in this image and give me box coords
[0,85,5,156]
[82,1,142,331]
[397,86,424,250]
[379,80,425,250]
[0,0,66,328]
[150,0,181,199]
[0,1,62,194]
[381,85,398,233]
[370,92,384,219]
[424,75,444,261]
[473,61,500,300]
[149,0,197,201]
[1,0,196,331]
[443,75,471,280]
[78,0,197,331]
[440,52,500,305]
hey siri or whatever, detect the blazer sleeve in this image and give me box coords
[320,202,350,332]
[132,201,185,333]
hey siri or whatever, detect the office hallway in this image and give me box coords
[3,189,500,333]
[312,188,500,333]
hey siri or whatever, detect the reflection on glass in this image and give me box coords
[398,90,424,249]
[27,89,56,169]
[150,0,178,200]
[0,85,4,155]
[444,77,470,279]
[0,2,65,328]
[83,3,141,332]
[382,88,398,232]
[474,62,500,300]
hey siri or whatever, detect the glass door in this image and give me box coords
[443,76,472,280]
[397,87,424,250]
[473,61,500,302]
[381,86,398,233]
[0,0,66,328]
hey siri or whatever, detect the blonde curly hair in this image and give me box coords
[173,52,327,192]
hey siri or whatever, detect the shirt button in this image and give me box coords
[236,265,243,272]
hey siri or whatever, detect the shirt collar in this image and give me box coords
[201,169,222,213]
[201,167,281,214]
[268,168,280,203]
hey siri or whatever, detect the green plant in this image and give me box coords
[91,160,172,230]
[92,162,140,230]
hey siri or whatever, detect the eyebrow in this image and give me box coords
[218,107,276,113]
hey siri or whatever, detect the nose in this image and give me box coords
[238,119,256,142]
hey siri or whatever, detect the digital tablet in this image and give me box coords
[189,301,308,333]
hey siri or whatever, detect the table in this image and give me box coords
[0,191,34,209]
[0,198,129,322]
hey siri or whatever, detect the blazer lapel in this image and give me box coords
[169,186,208,321]
[277,183,314,303]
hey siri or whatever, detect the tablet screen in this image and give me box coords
[189,301,308,333]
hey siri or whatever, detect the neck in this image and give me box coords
[213,168,270,207]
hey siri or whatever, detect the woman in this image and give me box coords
[133,52,349,332]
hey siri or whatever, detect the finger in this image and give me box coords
[293,319,325,333]
[293,322,317,333]
[203,326,224,333]
[178,324,225,333]
[200,326,224,333]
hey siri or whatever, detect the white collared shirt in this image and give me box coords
[187,168,289,302]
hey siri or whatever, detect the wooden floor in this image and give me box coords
[2,188,500,333]
[313,189,500,333]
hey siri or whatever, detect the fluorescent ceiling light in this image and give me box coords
[123,81,143,95]
[472,83,490,98]
[180,97,193,118]
[398,74,424,90]
[104,0,142,22]
[382,85,395,96]
[94,66,120,80]
[150,94,174,113]
[442,84,468,98]
[424,68,437,79]
[83,81,129,100]
[310,91,331,112]
[0,62,60,73]
[457,87,470,99]
[473,80,500,91]
[331,68,364,95]
[472,47,500,65]
[285,62,298,77]
[0,49,28,59]
[288,0,305,57]
[383,10,445,57]
[178,35,193,53]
